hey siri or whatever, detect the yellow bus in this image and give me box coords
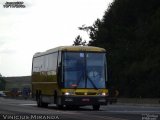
[31,46,115,110]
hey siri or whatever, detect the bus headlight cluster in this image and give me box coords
[64,92,74,96]
[98,92,108,96]
[64,92,70,95]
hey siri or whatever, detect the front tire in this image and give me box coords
[66,105,79,110]
[37,94,48,108]
[93,105,100,110]
[37,94,42,107]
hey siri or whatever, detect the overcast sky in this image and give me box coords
[0,0,113,77]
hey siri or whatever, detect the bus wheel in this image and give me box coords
[65,105,79,110]
[93,105,100,110]
[57,105,63,109]
[42,103,48,108]
[72,105,80,110]
[37,95,42,107]
[37,94,48,108]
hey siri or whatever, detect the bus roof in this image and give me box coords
[33,46,106,57]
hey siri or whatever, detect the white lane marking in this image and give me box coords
[107,111,160,114]
[19,103,37,106]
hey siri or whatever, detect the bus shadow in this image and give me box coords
[32,104,105,111]
[47,105,104,111]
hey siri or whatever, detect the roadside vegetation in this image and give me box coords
[74,0,160,98]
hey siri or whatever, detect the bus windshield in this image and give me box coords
[63,52,106,89]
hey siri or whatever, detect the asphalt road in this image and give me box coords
[0,97,160,120]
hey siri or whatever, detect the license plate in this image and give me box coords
[82,98,90,102]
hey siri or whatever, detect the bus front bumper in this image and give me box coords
[60,95,117,106]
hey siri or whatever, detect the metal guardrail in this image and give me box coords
[117,98,160,105]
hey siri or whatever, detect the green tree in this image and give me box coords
[79,0,160,97]
[78,19,102,46]
[0,74,6,91]
[73,35,86,46]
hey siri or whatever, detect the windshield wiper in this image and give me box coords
[74,71,98,90]
[87,75,98,90]
[74,72,84,89]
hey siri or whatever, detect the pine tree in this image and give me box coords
[73,35,86,46]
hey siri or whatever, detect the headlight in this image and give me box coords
[64,92,70,95]
[98,92,108,96]
[64,92,74,96]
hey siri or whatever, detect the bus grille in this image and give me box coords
[75,92,97,95]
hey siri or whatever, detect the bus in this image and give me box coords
[31,46,116,110]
